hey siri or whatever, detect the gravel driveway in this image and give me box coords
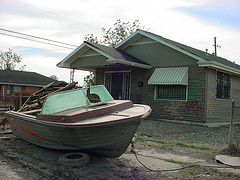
[0,119,240,179]
[138,120,240,148]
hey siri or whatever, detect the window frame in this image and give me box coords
[9,85,25,94]
[216,71,231,99]
[154,84,188,101]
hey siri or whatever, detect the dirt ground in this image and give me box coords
[0,119,240,180]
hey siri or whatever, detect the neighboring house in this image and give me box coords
[57,29,240,125]
[0,69,65,102]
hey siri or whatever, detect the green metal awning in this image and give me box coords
[148,67,188,85]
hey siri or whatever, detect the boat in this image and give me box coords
[5,85,151,158]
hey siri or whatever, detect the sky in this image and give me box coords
[0,0,240,85]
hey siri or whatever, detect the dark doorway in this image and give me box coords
[105,71,131,100]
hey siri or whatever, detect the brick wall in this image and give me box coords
[25,86,41,94]
[144,65,206,123]
[0,84,41,109]
[95,64,207,123]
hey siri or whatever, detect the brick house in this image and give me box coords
[0,69,65,107]
[57,30,240,125]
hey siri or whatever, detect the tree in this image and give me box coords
[83,34,100,44]
[83,72,95,87]
[50,75,58,80]
[84,19,148,47]
[83,19,148,86]
[0,48,25,70]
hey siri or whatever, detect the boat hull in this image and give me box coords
[6,112,143,158]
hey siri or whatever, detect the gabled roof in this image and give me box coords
[86,42,151,67]
[116,29,240,75]
[57,41,152,70]
[150,31,240,69]
[0,69,64,87]
[57,29,240,75]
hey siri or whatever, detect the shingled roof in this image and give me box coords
[0,69,64,87]
[116,29,240,72]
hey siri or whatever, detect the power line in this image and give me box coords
[0,32,76,50]
[0,28,78,48]
[14,0,94,29]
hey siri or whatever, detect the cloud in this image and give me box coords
[178,0,240,29]
[13,46,68,58]
[18,54,89,85]
[1,0,240,84]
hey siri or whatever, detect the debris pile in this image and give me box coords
[18,82,78,115]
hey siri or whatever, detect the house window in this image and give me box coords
[156,85,187,100]
[216,71,231,99]
[9,85,25,94]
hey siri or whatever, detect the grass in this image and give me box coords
[184,167,198,176]
[17,149,45,162]
[140,137,213,150]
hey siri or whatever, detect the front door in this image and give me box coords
[104,71,131,100]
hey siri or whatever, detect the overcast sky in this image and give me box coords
[0,0,240,85]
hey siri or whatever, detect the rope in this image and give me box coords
[130,141,240,172]
[0,117,7,126]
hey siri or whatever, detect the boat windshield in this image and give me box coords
[42,85,114,114]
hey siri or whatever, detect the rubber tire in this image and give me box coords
[58,152,90,167]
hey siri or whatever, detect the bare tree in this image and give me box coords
[0,48,25,70]
[84,19,148,47]
[83,72,95,87]
[50,75,58,80]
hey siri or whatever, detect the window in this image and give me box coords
[216,71,231,99]
[156,85,187,100]
[148,67,188,101]
[9,85,25,94]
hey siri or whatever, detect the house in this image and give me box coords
[0,69,65,105]
[57,29,240,125]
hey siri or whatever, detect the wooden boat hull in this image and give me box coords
[5,104,150,158]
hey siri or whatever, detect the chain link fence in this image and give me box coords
[229,100,240,148]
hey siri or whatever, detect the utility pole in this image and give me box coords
[213,37,221,56]
[70,68,75,83]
